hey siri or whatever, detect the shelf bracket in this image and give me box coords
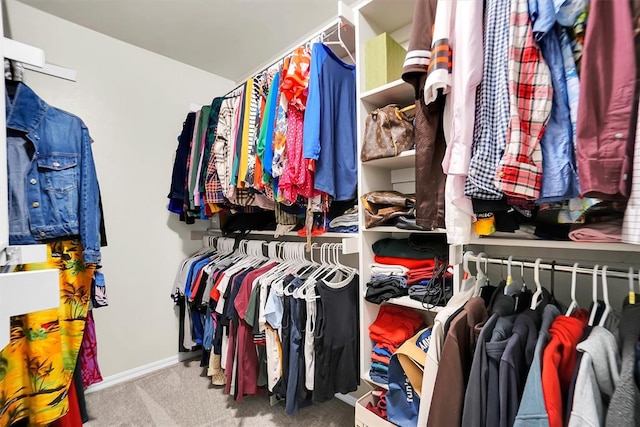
[0,268,60,349]
[0,244,48,266]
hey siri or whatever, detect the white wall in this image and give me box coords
[5,0,235,376]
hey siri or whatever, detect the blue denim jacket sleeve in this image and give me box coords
[7,83,103,264]
[80,125,101,264]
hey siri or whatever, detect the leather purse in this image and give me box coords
[361,104,415,162]
[361,191,415,228]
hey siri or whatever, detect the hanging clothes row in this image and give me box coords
[403,0,640,245]
[170,237,360,414]
[167,40,358,237]
[411,252,640,427]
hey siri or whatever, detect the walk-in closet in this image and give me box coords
[1,0,639,426]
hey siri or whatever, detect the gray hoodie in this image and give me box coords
[568,326,620,427]
[606,304,640,427]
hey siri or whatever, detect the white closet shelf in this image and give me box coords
[245,230,358,238]
[360,79,414,107]
[357,0,415,34]
[363,225,446,234]
[193,229,358,239]
[361,149,415,169]
[384,296,445,313]
[192,229,360,254]
[362,371,389,391]
[468,237,640,252]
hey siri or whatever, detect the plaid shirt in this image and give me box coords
[464,0,511,200]
[494,0,553,200]
[210,95,241,202]
[202,98,225,206]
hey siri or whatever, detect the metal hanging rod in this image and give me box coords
[223,17,353,98]
[465,253,639,281]
[204,235,342,250]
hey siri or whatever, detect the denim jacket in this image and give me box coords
[6,83,101,263]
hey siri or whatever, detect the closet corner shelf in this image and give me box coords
[201,229,357,239]
[468,237,640,252]
[363,225,446,234]
[385,296,445,313]
[249,230,359,239]
[362,371,389,391]
[361,150,416,169]
[357,0,416,35]
[359,79,414,107]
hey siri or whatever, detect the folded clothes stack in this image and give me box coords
[406,263,450,284]
[368,306,425,385]
[408,276,453,307]
[370,263,409,276]
[366,234,450,304]
[369,274,408,288]
[328,205,359,233]
[569,216,623,242]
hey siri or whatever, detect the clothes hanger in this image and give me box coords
[565,262,580,316]
[329,243,357,286]
[505,255,514,294]
[460,251,476,294]
[473,252,489,296]
[530,258,543,310]
[282,244,301,296]
[629,267,636,305]
[598,265,611,327]
[463,251,474,279]
[294,244,321,298]
[588,264,600,326]
[512,260,527,311]
[297,244,335,300]
[322,20,356,63]
[300,243,336,291]
[547,260,559,307]
[294,242,316,278]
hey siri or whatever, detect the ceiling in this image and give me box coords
[19,0,356,81]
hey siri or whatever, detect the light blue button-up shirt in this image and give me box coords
[530,0,583,203]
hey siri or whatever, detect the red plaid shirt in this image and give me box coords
[495,0,553,200]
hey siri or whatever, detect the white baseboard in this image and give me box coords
[85,351,201,394]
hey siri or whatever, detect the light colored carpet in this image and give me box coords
[84,359,355,426]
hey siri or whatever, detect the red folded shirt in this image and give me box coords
[407,264,452,284]
[369,305,425,346]
[374,255,437,269]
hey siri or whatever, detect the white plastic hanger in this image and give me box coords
[294,243,332,299]
[530,258,543,310]
[629,267,636,305]
[294,244,321,299]
[565,262,580,316]
[505,255,514,294]
[474,252,489,297]
[322,20,356,63]
[463,251,474,278]
[460,251,476,294]
[598,266,611,327]
[588,265,600,326]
